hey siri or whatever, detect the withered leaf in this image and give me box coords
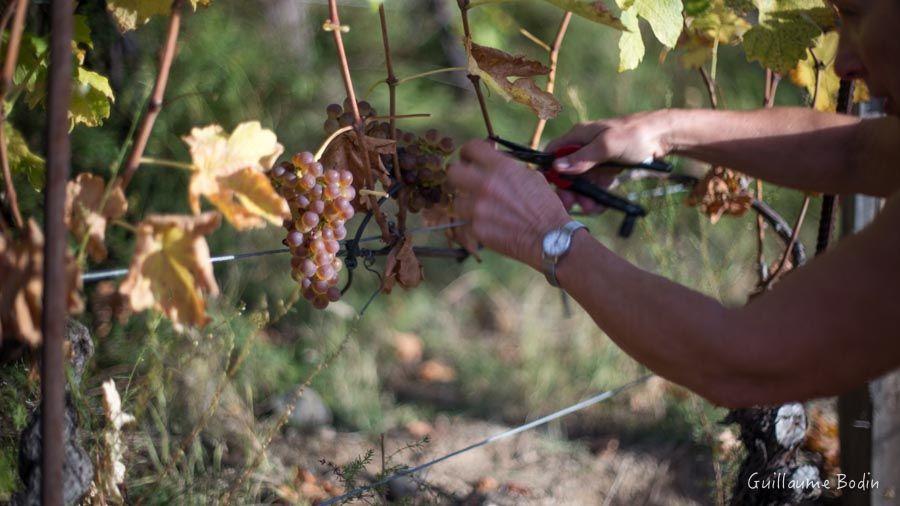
[687,166,753,223]
[182,121,288,229]
[466,41,561,120]
[119,212,221,330]
[0,220,83,347]
[382,236,423,293]
[320,130,395,210]
[65,173,128,262]
[96,379,136,503]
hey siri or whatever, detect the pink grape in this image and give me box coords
[300,259,317,278]
[312,296,329,310]
[286,230,303,248]
[301,211,320,230]
[326,287,341,302]
[339,170,353,187]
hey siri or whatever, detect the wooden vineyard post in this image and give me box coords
[42,0,74,504]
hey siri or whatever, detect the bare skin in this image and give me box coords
[447,0,900,408]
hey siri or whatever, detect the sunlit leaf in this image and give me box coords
[742,0,836,73]
[65,173,128,262]
[107,0,213,32]
[69,67,114,129]
[4,123,45,191]
[465,41,561,120]
[677,1,750,68]
[788,32,868,111]
[182,121,288,229]
[119,212,221,330]
[539,0,625,29]
[618,8,644,71]
[0,220,83,348]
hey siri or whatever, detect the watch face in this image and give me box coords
[543,229,571,256]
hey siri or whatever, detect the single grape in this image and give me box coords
[333,225,347,241]
[310,184,324,200]
[294,194,311,210]
[321,227,335,240]
[301,277,313,291]
[337,200,355,220]
[271,164,287,180]
[317,263,336,281]
[312,295,329,310]
[425,128,439,143]
[300,258,317,278]
[326,287,341,302]
[357,100,372,117]
[324,169,340,185]
[324,182,341,200]
[332,257,344,272]
[295,151,315,168]
[340,185,356,201]
[439,137,454,153]
[303,287,316,301]
[326,103,343,118]
[342,97,353,111]
[286,230,303,248]
[301,211,320,231]
[325,239,340,255]
[313,279,329,294]
[338,111,354,127]
[310,199,325,215]
[309,162,324,178]
[283,171,298,187]
[339,170,353,187]
[310,238,326,254]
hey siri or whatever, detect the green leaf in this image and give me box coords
[633,0,684,48]
[539,0,626,30]
[618,8,645,71]
[69,68,114,129]
[4,123,45,191]
[742,0,836,73]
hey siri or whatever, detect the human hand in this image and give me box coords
[447,139,571,271]
[546,110,673,176]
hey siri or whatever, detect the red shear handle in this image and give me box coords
[543,144,583,190]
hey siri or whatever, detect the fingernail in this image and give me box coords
[554,159,570,171]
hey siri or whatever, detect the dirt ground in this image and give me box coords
[268,414,713,505]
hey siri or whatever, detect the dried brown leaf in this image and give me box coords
[466,41,561,120]
[65,173,128,262]
[382,236,423,293]
[0,220,83,347]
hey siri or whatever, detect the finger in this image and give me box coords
[446,161,483,195]
[553,140,613,174]
[545,124,605,153]
[557,189,576,211]
[575,195,600,214]
[452,194,475,221]
[459,138,514,169]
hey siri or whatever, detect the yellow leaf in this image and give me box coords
[65,173,128,262]
[107,0,214,32]
[182,121,288,229]
[119,213,221,330]
[465,41,561,120]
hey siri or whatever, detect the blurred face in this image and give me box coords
[832,0,900,114]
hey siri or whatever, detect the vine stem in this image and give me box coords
[764,195,811,289]
[698,66,718,109]
[530,11,571,149]
[326,0,390,242]
[457,0,495,138]
[117,0,185,189]
[379,4,407,233]
[314,125,354,161]
[755,70,781,283]
[42,0,74,503]
[0,0,29,228]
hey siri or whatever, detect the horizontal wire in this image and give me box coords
[79,221,469,283]
[319,374,654,506]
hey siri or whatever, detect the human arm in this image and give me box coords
[448,140,900,408]
[546,107,900,197]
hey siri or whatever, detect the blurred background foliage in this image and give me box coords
[1,0,822,502]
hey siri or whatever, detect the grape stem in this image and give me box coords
[314,125,354,161]
[530,11,571,149]
[118,0,186,189]
[379,4,407,233]
[457,0,495,138]
[0,0,29,229]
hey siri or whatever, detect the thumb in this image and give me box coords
[552,141,610,174]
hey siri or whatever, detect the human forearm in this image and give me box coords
[664,107,900,196]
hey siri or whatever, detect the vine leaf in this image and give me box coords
[538,0,625,29]
[0,220,83,347]
[465,42,561,120]
[65,173,128,263]
[742,0,836,73]
[182,121,288,229]
[676,0,750,69]
[107,0,213,32]
[4,124,45,191]
[789,32,869,111]
[616,0,685,71]
[119,212,221,331]
[382,236,423,293]
[16,17,115,129]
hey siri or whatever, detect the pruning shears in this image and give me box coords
[489,135,673,238]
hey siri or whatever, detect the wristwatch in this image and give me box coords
[541,220,588,287]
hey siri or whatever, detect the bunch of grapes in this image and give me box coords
[368,124,454,213]
[269,152,356,309]
[323,99,377,135]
